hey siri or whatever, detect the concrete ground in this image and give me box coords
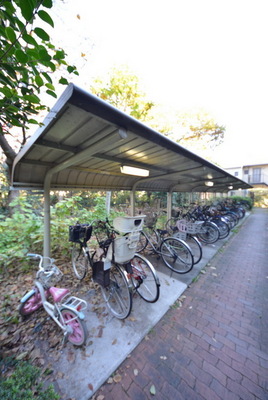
[49,209,268,400]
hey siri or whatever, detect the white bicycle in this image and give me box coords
[19,254,88,346]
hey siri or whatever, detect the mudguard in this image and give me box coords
[20,289,36,303]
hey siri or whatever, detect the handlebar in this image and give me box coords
[27,253,57,272]
[27,253,62,285]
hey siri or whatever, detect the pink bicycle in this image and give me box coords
[19,254,87,346]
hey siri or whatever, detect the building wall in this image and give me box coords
[225,163,268,187]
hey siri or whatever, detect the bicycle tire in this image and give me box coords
[130,254,160,303]
[136,231,148,253]
[196,221,220,244]
[19,289,43,316]
[100,264,132,319]
[178,234,202,265]
[165,217,177,233]
[71,242,88,280]
[212,219,230,239]
[61,308,88,346]
[221,214,235,229]
[228,212,239,225]
[160,237,194,274]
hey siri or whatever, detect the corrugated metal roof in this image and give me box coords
[11,84,252,193]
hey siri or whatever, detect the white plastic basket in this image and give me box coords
[113,215,146,233]
[176,219,188,232]
[106,232,140,263]
[175,231,187,241]
[176,219,203,234]
[186,221,203,234]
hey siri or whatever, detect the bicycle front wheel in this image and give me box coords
[19,289,42,316]
[61,308,87,346]
[196,221,220,244]
[160,237,194,274]
[130,254,160,303]
[174,234,202,265]
[165,217,177,233]
[100,264,132,319]
[71,242,88,280]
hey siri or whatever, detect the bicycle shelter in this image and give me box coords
[10,84,252,257]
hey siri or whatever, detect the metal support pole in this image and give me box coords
[106,191,111,215]
[43,175,51,259]
[167,191,172,221]
[130,191,135,216]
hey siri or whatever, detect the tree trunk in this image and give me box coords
[0,134,19,213]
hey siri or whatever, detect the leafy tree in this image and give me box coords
[175,110,225,147]
[164,109,225,158]
[90,67,225,158]
[90,65,154,121]
[0,0,78,173]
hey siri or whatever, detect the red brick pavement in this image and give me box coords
[93,208,268,400]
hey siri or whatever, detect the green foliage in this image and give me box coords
[230,195,253,210]
[90,65,154,121]
[169,109,225,151]
[0,360,59,400]
[0,194,122,271]
[0,0,78,138]
[0,197,44,268]
[249,189,268,208]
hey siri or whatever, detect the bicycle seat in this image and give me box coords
[49,287,70,302]
[157,229,169,235]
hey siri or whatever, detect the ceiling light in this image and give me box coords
[205,181,214,187]
[118,128,127,139]
[120,165,149,177]
[228,185,233,190]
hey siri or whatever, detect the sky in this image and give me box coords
[48,0,268,168]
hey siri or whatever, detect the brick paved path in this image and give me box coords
[93,208,268,400]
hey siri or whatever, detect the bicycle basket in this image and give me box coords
[69,224,92,242]
[92,261,110,287]
[144,214,157,229]
[38,266,63,287]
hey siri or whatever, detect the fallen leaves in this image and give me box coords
[107,373,122,384]
[150,384,156,395]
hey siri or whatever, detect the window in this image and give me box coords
[234,171,239,177]
[253,168,261,182]
[244,169,249,175]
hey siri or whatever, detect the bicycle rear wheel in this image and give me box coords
[160,237,194,274]
[61,308,87,346]
[136,231,148,253]
[130,254,160,303]
[100,264,132,319]
[71,242,88,280]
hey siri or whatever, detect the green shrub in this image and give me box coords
[0,194,123,272]
[0,360,59,400]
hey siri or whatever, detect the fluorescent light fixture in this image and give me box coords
[205,181,214,187]
[118,128,128,139]
[120,165,149,177]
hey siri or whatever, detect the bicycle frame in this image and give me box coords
[141,227,162,254]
